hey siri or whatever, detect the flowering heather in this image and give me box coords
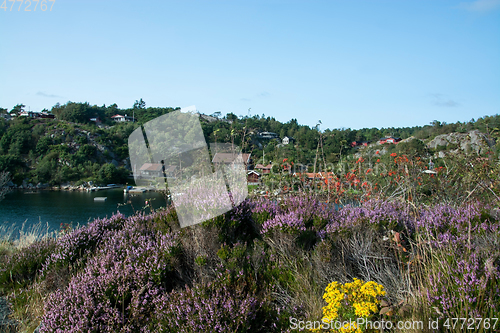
[325,200,412,235]
[417,202,498,247]
[40,212,180,332]
[3,193,499,331]
[42,212,126,274]
[151,283,263,332]
[261,211,306,235]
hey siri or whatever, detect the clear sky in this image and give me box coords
[1,0,499,130]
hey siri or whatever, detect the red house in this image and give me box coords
[255,163,272,174]
[379,137,401,144]
[351,141,370,147]
[247,170,260,184]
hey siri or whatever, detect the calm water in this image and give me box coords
[0,189,169,235]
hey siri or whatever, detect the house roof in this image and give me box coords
[212,153,251,164]
[164,165,177,173]
[255,163,272,169]
[139,163,163,171]
[247,170,260,176]
[111,114,125,118]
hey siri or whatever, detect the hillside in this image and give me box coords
[1,102,499,187]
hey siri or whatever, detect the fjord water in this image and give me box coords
[0,189,169,236]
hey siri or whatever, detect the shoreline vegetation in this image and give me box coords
[1,144,500,333]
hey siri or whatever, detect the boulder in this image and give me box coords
[427,130,495,155]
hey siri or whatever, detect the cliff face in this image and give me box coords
[427,130,496,156]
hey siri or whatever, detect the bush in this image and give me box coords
[0,238,56,293]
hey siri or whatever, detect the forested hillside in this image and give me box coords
[1,101,499,187]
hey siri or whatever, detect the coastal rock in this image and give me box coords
[122,158,131,170]
[427,130,495,155]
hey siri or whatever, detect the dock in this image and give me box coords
[88,185,123,192]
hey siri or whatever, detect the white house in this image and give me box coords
[282,136,295,145]
[111,114,135,122]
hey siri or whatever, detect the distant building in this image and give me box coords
[139,163,163,178]
[0,113,12,121]
[257,131,279,139]
[40,112,55,119]
[247,170,261,184]
[255,163,272,174]
[379,137,401,144]
[138,163,177,178]
[111,114,135,122]
[282,136,296,145]
[351,141,370,147]
[18,111,54,119]
[18,111,38,118]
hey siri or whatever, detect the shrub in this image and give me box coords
[0,238,56,293]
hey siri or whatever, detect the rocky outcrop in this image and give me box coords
[427,130,495,155]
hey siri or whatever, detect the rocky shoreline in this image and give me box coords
[3,180,126,192]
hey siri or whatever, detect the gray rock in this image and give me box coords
[0,297,18,332]
[427,130,496,154]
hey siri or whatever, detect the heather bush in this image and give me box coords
[413,204,500,324]
[40,213,181,332]
[151,282,289,333]
[205,198,259,245]
[42,212,126,274]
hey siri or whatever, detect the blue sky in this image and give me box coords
[1,0,499,130]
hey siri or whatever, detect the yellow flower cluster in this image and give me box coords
[322,281,344,322]
[316,278,386,332]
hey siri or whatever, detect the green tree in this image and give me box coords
[36,136,52,155]
[10,104,25,115]
[133,98,146,109]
